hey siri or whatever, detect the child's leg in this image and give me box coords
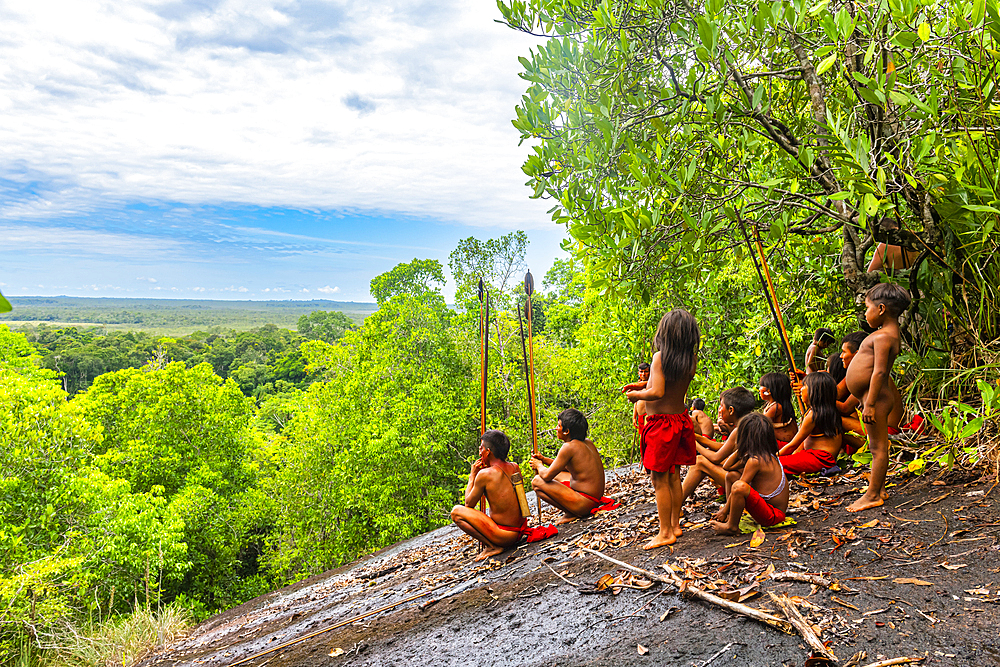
[680,460,707,501]
[713,469,740,521]
[710,480,749,535]
[644,470,676,549]
[848,392,892,512]
[668,470,682,537]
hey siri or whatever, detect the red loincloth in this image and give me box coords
[640,412,697,474]
[559,480,620,514]
[780,448,837,475]
[493,518,558,543]
[744,487,786,527]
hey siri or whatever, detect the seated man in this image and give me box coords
[689,398,714,437]
[680,387,756,502]
[451,430,527,561]
[531,408,617,524]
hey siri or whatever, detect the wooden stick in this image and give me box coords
[580,548,793,633]
[858,658,925,667]
[770,571,834,588]
[768,592,837,663]
[524,271,542,522]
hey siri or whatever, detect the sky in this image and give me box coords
[0,0,567,302]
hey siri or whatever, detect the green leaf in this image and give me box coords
[0,290,9,314]
[963,204,1000,214]
[816,52,837,74]
[907,458,925,474]
[917,22,931,42]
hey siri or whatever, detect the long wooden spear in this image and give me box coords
[735,213,806,414]
[478,278,489,513]
[523,270,542,521]
[517,295,541,523]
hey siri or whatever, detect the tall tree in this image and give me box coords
[501,0,1000,352]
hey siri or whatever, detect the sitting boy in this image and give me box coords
[837,331,903,450]
[846,282,911,512]
[451,430,527,561]
[680,387,756,502]
[531,408,616,524]
[689,398,714,437]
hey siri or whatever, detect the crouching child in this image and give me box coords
[710,413,789,535]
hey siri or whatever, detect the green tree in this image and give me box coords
[501,0,1000,356]
[369,259,446,306]
[297,310,357,343]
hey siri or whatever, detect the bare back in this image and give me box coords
[691,409,714,437]
[637,350,694,416]
[749,455,789,513]
[475,461,524,528]
[556,438,605,499]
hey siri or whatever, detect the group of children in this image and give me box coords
[625,281,912,545]
[452,281,912,557]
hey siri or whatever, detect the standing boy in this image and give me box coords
[531,408,615,524]
[451,430,526,561]
[846,283,911,512]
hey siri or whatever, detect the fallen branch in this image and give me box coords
[771,570,835,588]
[578,547,676,585]
[768,592,837,663]
[700,641,735,667]
[858,657,925,667]
[580,548,793,633]
[540,558,579,588]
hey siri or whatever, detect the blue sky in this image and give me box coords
[0,0,566,302]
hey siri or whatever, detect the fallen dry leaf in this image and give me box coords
[859,519,879,529]
[893,577,933,586]
[329,648,345,657]
[939,563,968,570]
[637,644,649,655]
[966,588,990,596]
[749,528,766,548]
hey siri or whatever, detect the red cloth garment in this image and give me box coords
[776,439,788,448]
[634,412,646,430]
[493,517,558,543]
[640,412,697,474]
[559,480,620,515]
[780,448,838,475]
[743,486,786,527]
[888,425,901,435]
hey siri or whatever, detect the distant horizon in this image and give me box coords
[5,295,379,305]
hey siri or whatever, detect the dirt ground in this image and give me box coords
[139,461,1000,667]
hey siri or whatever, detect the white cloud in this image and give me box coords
[137,276,158,283]
[0,1,549,228]
[192,286,205,292]
[317,285,340,294]
[0,223,183,258]
[300,288,309,293]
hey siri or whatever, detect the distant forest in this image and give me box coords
[0,296,378,335]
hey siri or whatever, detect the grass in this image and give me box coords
[17,605,192,667]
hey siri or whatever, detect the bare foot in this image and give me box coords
[709,519,741,535]
[643,533,677,550]
[473,545,505,562]
[554,515,578,526]
[847,494,884,513]
[881,489,889,500]
[673,526,683,538]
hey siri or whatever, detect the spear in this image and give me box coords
[478,278,489,513]
[523,270,542,522]
[517,295,541,523]
[735,213,806,414]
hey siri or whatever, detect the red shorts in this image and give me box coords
[744,487,786,527]
[780,448,837,475]
[641,412,696,473]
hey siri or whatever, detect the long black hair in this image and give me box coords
[826,352,846,382]
[654,309,700,382]
[735,412,779,464]
[803,372,842,437]
[760,372,795,424]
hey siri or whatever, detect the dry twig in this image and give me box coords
[768,592,837,663]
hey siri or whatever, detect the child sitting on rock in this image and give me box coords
[710,413,789,535]
[778,372,844,475]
